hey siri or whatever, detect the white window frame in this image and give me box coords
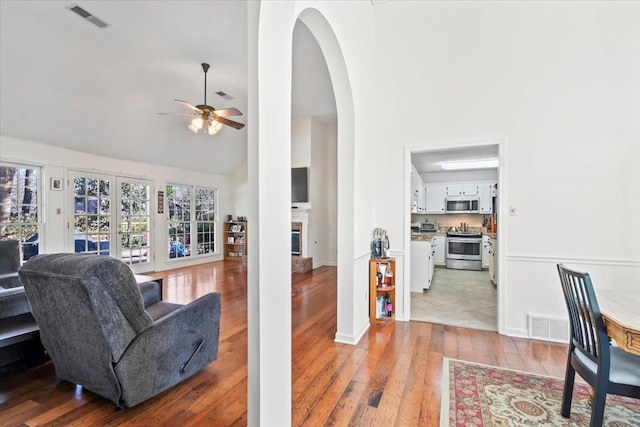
[166,183,218,260]
[0,162,42,262]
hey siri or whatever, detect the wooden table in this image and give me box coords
[596,289,640,356]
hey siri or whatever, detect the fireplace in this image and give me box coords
[291,222,302,256]
[291,219,312,273]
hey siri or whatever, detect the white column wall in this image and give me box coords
[253,1,376,424]
[373,1,640,336]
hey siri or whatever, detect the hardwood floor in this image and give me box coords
[0,261,569,426]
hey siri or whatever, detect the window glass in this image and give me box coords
[167,184,217,259]
[0,164,40,261]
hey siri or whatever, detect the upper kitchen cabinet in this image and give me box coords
[411,164,426,213]
[446,183,478,196]
[425,184,446,214]
[478,183,494,214]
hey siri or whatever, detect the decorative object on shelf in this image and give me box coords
[158,63,245,135]
[371,228,390,259]
[369,258,395,327]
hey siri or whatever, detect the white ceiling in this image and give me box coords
[411,145,499,174]
[0,1,335,175]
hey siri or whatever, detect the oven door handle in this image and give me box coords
[446,238,482,243]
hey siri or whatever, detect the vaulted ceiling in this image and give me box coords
[0,1,335,175]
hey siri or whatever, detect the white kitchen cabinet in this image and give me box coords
[429,243,435,282]
[431,235,446,266]
[479,183,494,214]
[489,236,497,285]
[482,235,490,268]
[446,183,478,196]
[411,166,419,213]
[411,165,427,213]
[418,184,426,213]
[410,240,433,292]
[425,184,446,214]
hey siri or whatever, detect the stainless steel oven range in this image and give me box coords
[446,230,482,271]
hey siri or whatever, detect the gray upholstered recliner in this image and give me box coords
[18,253,221,408]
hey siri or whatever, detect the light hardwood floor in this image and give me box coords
[0,261,568,426]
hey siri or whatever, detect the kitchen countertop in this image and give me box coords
[411,230,497,241]
[411,231,446,241]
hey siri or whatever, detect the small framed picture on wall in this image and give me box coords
[157,191,164,214]
[50,178,63,191]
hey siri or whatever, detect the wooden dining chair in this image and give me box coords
[557,264,640,427]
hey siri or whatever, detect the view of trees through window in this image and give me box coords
[167,184,217,258]
[73,176,111,255]
[0,164,40,261]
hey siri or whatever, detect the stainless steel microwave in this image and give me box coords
[445,197,479,213]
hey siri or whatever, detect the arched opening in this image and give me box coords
[250,4,356,425]
[296,7,356,345]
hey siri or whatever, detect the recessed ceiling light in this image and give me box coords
[441,158,499,170]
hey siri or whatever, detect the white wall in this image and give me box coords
[0,135,232,272]
[291,116,338,267]
[374,1,640,336]
[230,159,249,218]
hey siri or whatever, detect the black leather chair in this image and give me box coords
[557,264,640,426]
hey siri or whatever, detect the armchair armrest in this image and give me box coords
[138,281,161,307]
[113,292,221,408]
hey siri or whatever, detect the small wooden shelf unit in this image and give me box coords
[369,258,396,327]
[224,221,247,262]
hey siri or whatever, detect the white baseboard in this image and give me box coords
[334,322,369,345]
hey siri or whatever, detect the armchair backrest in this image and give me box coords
[557,263,609,367]
[18,253,153,365]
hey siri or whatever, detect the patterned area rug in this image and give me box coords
[441,358,640,426]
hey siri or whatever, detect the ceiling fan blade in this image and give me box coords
[174,99,203,113]
[215,116,245,130]
[213,107,243,117]
[157,112,197,116]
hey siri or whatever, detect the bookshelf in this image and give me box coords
[224,221,247,262]
[369,258,395,327]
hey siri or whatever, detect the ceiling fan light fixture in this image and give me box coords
[188,123,199,133]
[191,117,204,130]
[207,121,223,135]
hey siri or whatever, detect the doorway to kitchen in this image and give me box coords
[405,142,502,332]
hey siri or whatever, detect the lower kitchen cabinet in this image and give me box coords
[410,241,433,292]
[431,235,446,266]
[482,235,490,269]
[489,237,497,285]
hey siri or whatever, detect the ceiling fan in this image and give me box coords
[159,63,245,135]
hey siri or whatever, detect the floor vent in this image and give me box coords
[67,4,110,29]
[528,315,569,343]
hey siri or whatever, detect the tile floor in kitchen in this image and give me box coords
[411,267,497,331]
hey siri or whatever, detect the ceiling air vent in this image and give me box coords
[67,4,110,29]
[216,91,233,100]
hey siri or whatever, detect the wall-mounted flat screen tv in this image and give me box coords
[292,167,309,203]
